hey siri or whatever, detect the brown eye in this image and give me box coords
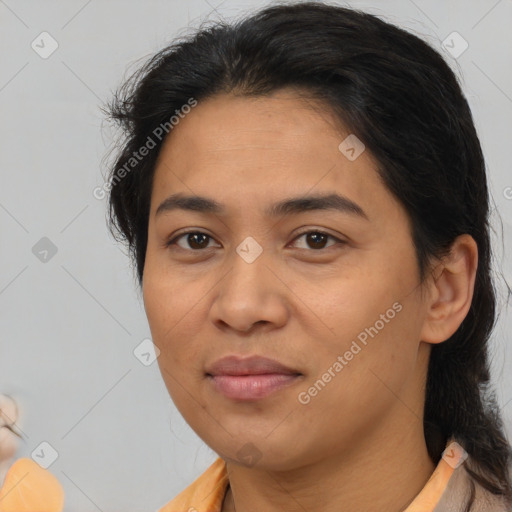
[166,231,218,250]
[291,230,342,250]
[306,232,329,249]
[185,233,210,249]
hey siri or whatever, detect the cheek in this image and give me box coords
[306,309,420,432]
[142,277,171,344]
[142,259,208,369]
[305,268,421,394]
[143,247,184,331]
[143,272,205,408]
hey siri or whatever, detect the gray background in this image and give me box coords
[0,0,511,510]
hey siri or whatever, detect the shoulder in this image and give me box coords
[156,457,229,512]
[434,454,512,512]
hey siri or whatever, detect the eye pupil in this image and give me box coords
[188,233,209,249]
[307,232,327,249]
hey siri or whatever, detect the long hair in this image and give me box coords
[103,2,512,507]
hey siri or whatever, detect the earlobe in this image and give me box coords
[420,234,478,345]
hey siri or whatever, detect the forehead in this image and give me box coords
[160,90,346,157]
[149,90,392,223]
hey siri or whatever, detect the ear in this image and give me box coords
[420,234,478,344]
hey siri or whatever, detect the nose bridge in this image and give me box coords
[226,234,269,295]
[235,234,266,265]
[210,235,285,331]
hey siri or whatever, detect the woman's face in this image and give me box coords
[143,90,432,470]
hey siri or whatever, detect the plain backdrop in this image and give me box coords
[0,0,511,510]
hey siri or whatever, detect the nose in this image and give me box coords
[209,246,289,334]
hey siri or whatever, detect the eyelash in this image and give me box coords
[165,228,345,252]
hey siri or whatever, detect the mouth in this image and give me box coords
[205,355,303,401]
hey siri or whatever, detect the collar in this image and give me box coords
[158,438,466,512]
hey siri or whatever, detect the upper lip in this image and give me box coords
[206,355,301,376]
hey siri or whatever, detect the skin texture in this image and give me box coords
[142,90,478,512]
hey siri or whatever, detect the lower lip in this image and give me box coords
[208,373,300,400]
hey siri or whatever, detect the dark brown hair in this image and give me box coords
[104,2,512,508]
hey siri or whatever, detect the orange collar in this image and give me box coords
[158,439,466,512]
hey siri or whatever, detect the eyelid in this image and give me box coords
[164,229,219,249]
[289,228,345,249]
[165,228,345,251]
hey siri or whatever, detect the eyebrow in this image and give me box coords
[155,192,369,220]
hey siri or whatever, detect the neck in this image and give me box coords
[222,418,436,512]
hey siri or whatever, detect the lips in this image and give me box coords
[205,355,302,401]
[205,355,301,377]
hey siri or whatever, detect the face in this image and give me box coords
[143,89,431,471]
